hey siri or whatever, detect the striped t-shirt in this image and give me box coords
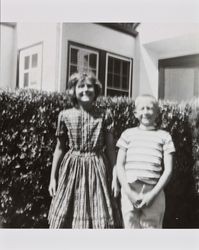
[116,127,175,185]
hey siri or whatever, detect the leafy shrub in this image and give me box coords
[0,89,198,228]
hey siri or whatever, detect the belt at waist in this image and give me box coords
[69,149,102,157]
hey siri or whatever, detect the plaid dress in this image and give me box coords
[48,107,120,228]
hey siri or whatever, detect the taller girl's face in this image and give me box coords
[75,79,95,105]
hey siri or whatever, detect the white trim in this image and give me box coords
[107,87,129,92]
[56,23,63,92]
[105,53,108,96]
[105,52,132,97]
[129,59,132,97]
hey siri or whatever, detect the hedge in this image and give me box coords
[0,89,199,228]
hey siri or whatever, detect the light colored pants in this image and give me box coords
[121,181,165,228]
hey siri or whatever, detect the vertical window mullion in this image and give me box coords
[88,53,90,71]
[120,61,122,89]
[112,58,114,88]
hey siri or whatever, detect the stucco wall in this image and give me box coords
[4,22,198,98]
[133,23,199,99]
[0,24,17,91]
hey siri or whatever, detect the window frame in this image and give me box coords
[67,41,133,97]
[105,53,132,97]
[67,41,100,83]
[18,42,43,90]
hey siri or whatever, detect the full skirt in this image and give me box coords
[48,151,120,228]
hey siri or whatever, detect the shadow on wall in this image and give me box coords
[139,42,158,96]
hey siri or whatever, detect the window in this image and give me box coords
[105,53,132,96]
[159,55,199,101]
[68,45,99,78]
[67,42,133,97]
[32,54,38,68]
[19,43,42,89]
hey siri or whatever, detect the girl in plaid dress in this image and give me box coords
[48,72,121,228]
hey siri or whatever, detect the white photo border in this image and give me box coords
[1,0,199,249]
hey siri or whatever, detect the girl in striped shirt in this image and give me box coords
[116,94,175,228]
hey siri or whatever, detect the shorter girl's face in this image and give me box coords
[75,79,95,105]
[135,98,158,127]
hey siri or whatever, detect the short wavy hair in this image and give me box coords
[135,94,159,110]
[67,72,102,105]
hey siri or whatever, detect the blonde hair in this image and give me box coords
[135,94,159,110]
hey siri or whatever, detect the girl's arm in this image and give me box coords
[48,137,66,197]
[137,152,174,208]
[116,148,139,203]
[105,130,120,197]
[105,130,116,168]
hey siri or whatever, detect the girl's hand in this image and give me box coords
[111,176,120,197]
[48,178,57,197]
[111,167,120,197]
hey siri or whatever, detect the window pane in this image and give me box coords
[89,54,97,68]
[107,73,113,87]
[114,59,121,73]
[122,76,128,90]
[32,54,38,68]
[83,55,89,67]
[122,61,129,76]
[108,57,113,72]
[24,73,29,87]
[107,88,128,97]
[71,48,78,64]
[113,74,120,88]
[70,65,78,75]
[24,56,30,70]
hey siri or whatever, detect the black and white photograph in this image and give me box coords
[1,0,199,249]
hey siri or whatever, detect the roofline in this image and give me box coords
[0,22,17,28]
[96,23,140,37]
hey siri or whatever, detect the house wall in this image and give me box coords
[17,23,61,91]
[134,23,199,99]
[59,23,136,92]
[0,24,17,91]
[3,22,198,99]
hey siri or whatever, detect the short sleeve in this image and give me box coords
[55,111,68,137]
[104,109,114,133]
[163,132,175,154]
[116,130,129,150]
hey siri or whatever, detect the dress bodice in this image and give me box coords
[56,107,113,153]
